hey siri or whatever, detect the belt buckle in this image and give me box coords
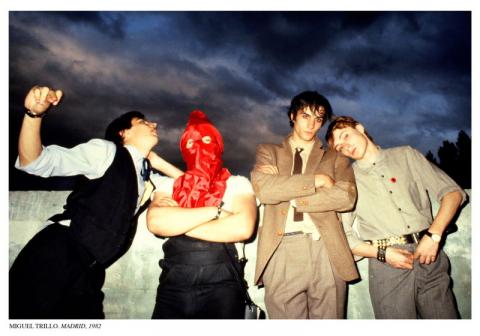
[411,232,420,244]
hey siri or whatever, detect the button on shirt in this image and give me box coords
[285,138,321,240]
[341,146,466,248]
[14,138,153,211]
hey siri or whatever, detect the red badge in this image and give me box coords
[390,177,397,183]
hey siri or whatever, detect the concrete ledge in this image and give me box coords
[9,190,471,319]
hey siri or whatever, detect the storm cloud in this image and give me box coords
[9,11,471,189]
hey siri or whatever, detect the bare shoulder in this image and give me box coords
[227,175,254,193]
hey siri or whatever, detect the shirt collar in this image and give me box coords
[124,144,146,173]
[287,134,319,155]
[355,146,385,171]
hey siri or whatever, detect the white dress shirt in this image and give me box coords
[15,138,155,209]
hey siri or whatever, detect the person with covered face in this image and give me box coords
[326,116,466,319]
[147,110,257,319]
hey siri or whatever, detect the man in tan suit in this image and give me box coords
[251,91,359,319]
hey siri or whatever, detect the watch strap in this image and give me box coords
[25,110,47,118]
[425,231,441,242]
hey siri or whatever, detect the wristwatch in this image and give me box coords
[425,231,441,243]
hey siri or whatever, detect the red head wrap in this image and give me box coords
[172,110,231,208]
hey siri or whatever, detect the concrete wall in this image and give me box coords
[9,190,471,319]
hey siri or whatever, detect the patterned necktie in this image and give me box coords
[293,148,304,222]
[140,158,153,206]
[140,158,151,182]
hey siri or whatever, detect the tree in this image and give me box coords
[425,150,438,166]
[456,130,471,188]
[437,140,458,182]
[429,130,471,189]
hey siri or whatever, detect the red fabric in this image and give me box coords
[173,110,231,208]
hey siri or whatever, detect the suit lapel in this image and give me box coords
[305,137,325,174]
[278,136,294,175]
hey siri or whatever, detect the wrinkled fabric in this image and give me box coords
[173,110,231,208]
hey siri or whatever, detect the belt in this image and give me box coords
[365,229,428,248]
[283,231,310,237]
[164,250,232,265]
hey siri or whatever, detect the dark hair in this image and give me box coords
[105,111,145,145]
[287,91,333,127]
[325,116,374,147]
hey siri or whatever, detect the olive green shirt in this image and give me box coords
[342,146,467,248]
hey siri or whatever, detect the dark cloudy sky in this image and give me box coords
[8,11,471,190]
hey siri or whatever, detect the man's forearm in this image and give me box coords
[295,181,357,213]
[429,191,464,236]
[18,116,43,167]
[251,171,316,204]
[185,194,257,242]
[147,205,217,237]
[19,85,63,166]
[148,152,184,178]
[185,211,253,242]
[351,243,377,258]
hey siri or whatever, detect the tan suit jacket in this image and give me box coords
[251,136,359,285]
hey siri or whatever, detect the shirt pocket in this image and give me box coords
[408,181,430,211]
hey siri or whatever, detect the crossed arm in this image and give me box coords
[147,192,257,243]
[251,144,356,213]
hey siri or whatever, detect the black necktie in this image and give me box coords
[141,158,151,182]
[293,148,303,222]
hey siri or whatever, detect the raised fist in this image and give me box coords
[24,85,63,116]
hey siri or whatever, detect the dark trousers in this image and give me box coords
[152,249,244,319]
[9,223,105,319]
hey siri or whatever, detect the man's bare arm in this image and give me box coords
[148,151,184,178]
[19,86,63,166]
